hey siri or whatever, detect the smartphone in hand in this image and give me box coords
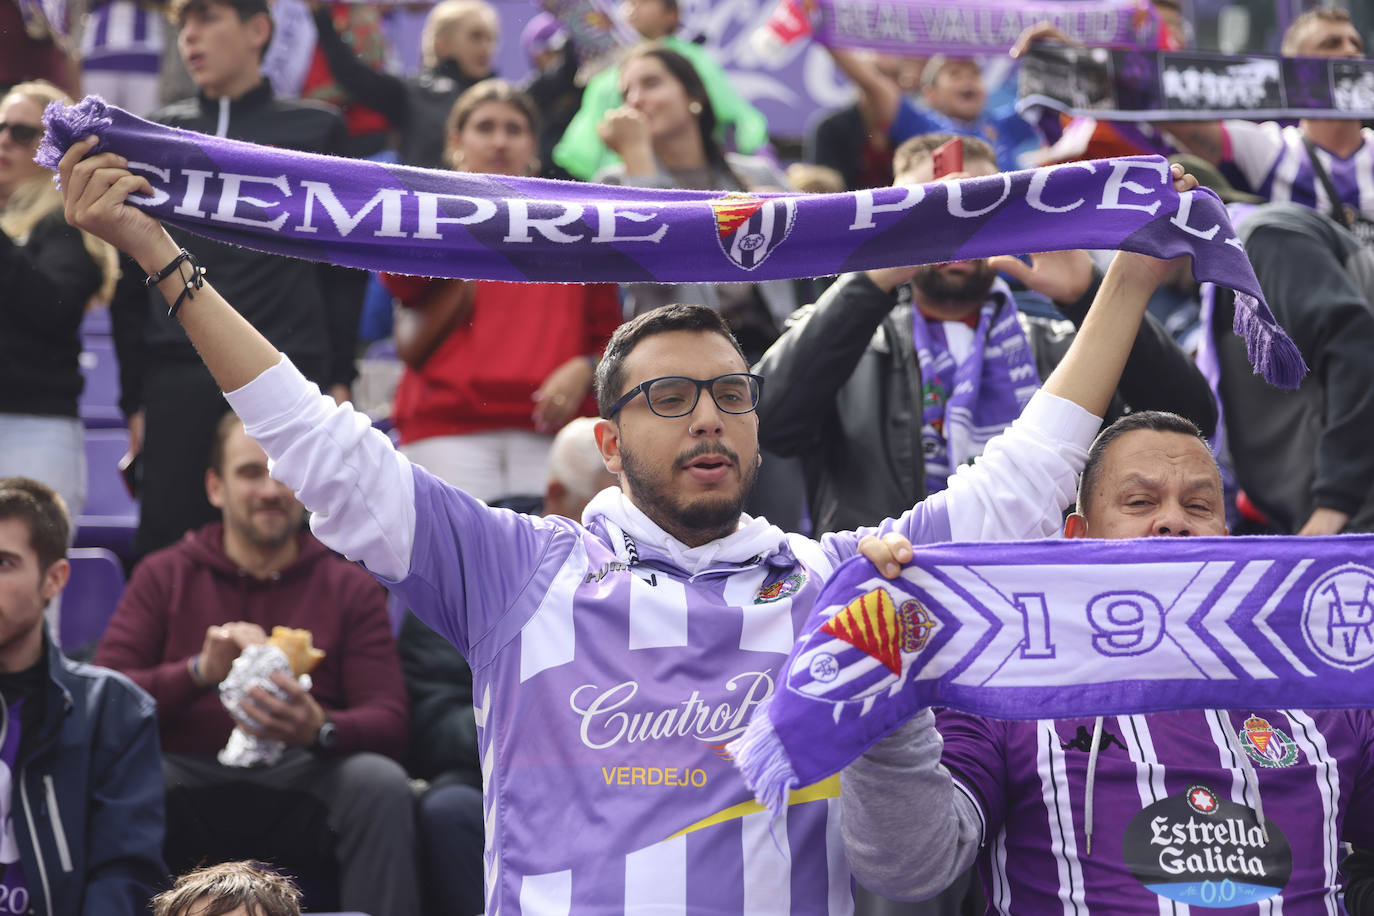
[932,137,964,179]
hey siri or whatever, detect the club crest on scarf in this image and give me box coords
[1301,563,1374,670]
[708,193,796,271]
[1238,714,1298,769]
[788,588,937,705]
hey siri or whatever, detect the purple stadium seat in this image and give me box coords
[78,336,125,428]
[80,305,111,337]
[62,548,125,653]
[75,429,138,556]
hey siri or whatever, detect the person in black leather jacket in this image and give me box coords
[757,134,1217,535]
[110,0,362,560]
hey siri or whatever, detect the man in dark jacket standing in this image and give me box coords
[0,477,165,915]
[95,414,417,916]
[757,133,1218,535]
[110,0,362,560]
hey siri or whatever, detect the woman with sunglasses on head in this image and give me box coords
[0,80,117,528]
[384,80,622,510]
[594,44,798,365]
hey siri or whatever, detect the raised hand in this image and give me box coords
[58,136,176,270]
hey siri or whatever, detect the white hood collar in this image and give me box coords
[582,487,787,575]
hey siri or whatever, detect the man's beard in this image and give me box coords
[230,502,301,550]
[619,440,759,545]
[911,258,998,304]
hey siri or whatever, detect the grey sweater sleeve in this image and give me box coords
[840,709,984,900]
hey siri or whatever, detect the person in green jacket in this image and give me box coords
[553,0,770,180]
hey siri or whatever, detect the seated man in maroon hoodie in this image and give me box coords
[95,412,418,916]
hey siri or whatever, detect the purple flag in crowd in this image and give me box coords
[729,534,1374,815]
[39,96,1304,387]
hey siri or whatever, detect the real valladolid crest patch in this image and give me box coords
[729,535,1374,815]
[754,571,807,605]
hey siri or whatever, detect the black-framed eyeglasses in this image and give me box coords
[0,122,42,146]
[606,373,764,419]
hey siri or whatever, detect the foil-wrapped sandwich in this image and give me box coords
[218,627,326,767]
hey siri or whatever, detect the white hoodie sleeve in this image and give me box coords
[224,356,417,581]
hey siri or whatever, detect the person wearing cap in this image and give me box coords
[520,12,585,181]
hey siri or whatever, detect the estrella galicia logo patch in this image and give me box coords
[1238,714,1298,768]
[708,193,796,271]
[1123,785,1291,908]
[1301,563,1374,670]
[787,588,938,708]
[755,571,806,604]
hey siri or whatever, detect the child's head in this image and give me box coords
[150,862,302,916]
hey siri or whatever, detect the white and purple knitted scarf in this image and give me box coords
[39,96,1305,387]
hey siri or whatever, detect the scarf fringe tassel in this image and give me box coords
[726,698,798,819]
[38,96,115,177]
[1234,292,1307,390]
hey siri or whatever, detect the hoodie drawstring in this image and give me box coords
[1083,716,1104,856]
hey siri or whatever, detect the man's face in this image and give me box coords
[1292,18,1364,59]
[1074,429,1227,540]
[177,2,269,97]
[924,59,986,123]
[897,155,1000,310]
[207,425,305,551]
[0,518,65,665]
[595,330,760,546]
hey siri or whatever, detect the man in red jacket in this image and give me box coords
[94,412,418,916]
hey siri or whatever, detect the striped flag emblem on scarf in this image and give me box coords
[791,588,939,707]
[709,193,797,270]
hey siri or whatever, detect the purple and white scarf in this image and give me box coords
[38,96,1305,387]
[757,0,1158,58]
[909,281,1038,494]
[729,534,1374,815]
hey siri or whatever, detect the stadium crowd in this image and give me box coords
[1,0,1373,913]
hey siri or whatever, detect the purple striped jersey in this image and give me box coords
[937,708,1374,915]
[396,470,916,915]
[79,0,162,73]
[1224,121,1374,222]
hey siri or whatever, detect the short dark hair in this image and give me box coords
[595,304,746,418]
[207,410,244,475]
[1281,7,1353,56]
[169,0,273,57]
[0,477,69,574]
[151,861,302,916]
[1076,411,1211,516]
[892,133,996,182]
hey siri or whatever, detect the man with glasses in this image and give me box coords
[55,138,1194,913]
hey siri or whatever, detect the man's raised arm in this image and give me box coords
[56,140,564,656]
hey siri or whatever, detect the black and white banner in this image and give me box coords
[1018,43,1374,122]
